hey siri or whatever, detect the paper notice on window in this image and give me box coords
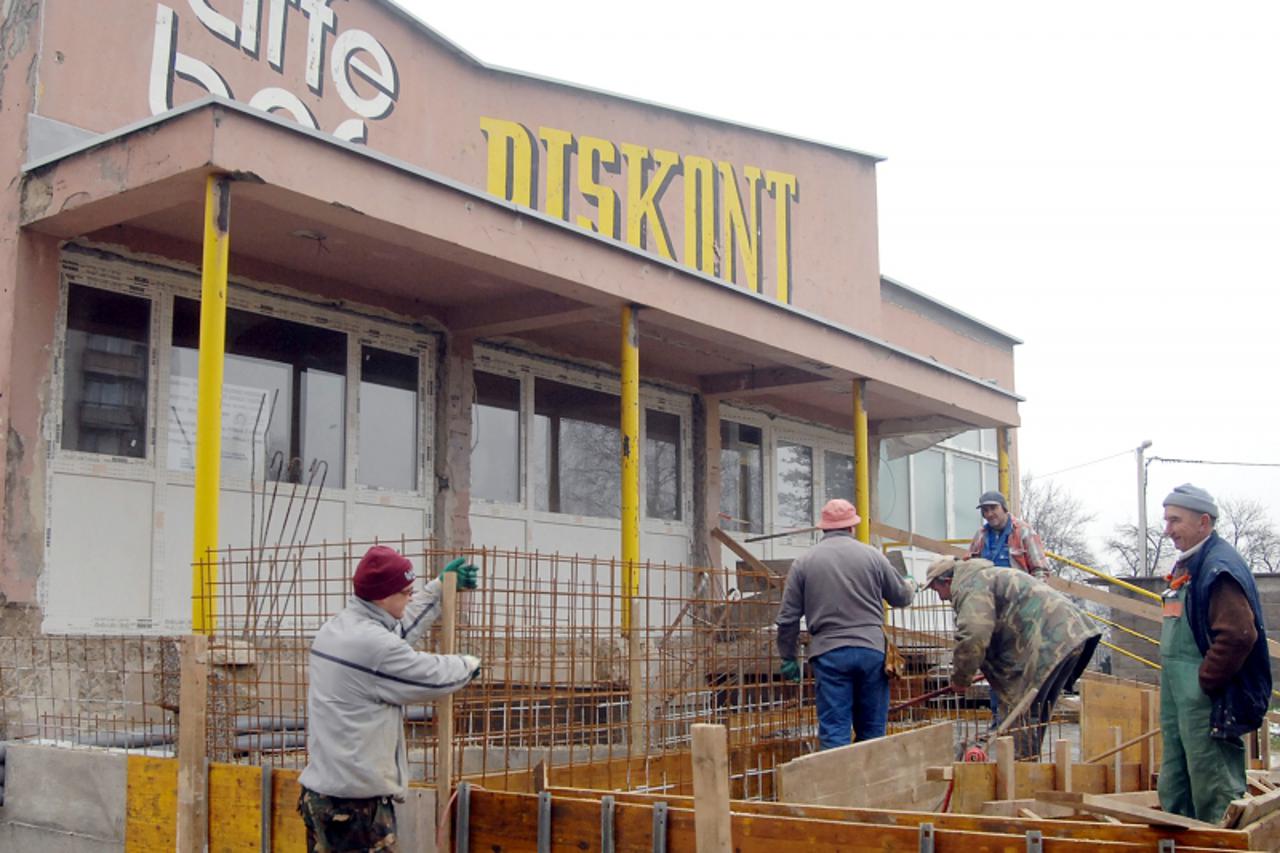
[167,376,271,473]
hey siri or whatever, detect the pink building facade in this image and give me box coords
[0,0,1021,633]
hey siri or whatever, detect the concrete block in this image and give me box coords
[0,745,126,842]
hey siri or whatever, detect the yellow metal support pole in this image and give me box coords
[191,175,231,635]
[997,426,1011,500]
[853,379,870,544]
[620,305,641,633]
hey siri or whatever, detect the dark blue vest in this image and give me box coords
[1183,532,1272,738]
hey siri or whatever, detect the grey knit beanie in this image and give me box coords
[1162,483,1218,519]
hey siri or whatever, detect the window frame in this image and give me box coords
[51,248,437,500]
[472,346,693,530]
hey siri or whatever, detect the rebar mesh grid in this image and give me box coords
[0,538,1085,799]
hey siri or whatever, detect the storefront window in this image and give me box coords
[645,410,681,521]
[824,450,855,503]
[170,298,346,486]
[775,440,814,531]
[984,463,1001,495]
[533,378,620,518]
[358,347,418,491]
[952,456,982,537]
[473,371,521,504]
[914,449,946,539]
[878,453,909,530]
[61,285,151,458]
[719,421,763,533]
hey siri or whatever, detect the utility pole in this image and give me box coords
[1136,440,1153,573]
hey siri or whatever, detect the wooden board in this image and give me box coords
[1081,679,1158,772]
[469,788,1248,852]
[546,786,1254,849]
[776,722,952,809]
[692,725,733,853]
[270,768,308,853]
[1038,790,1214,830]
[951,762,997,816]
[125,755,179,852]
[208,763,263,852]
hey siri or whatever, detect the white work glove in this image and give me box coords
[903,577,920,595]
[460,654,482,680]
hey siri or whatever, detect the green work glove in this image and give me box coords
[441,556,479,590]
[780,658,801,682]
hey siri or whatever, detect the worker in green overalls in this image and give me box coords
[1158,484,1271,824]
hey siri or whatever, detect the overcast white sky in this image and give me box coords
[403,0,1280,568]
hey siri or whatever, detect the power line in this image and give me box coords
[1150,456,1280,469]
[1028,448,1133,480]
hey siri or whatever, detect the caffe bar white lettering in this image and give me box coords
[149,1,399,144]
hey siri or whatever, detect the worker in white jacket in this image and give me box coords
[298,545,480,852]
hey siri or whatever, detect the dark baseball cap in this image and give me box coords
[976,491,1008,510]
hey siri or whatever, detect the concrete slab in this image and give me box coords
[0,821,120,853]
[0,745,126,842]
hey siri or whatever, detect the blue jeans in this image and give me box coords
[810,645,889,750]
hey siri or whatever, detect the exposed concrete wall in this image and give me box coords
[691,394,719,571]
[436,336,475,551]
[0,0,45,610]
[0,744,126,852]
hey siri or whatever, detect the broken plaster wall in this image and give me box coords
[434,335,474,551]
[691,394,719,574]
[1,0,54,626]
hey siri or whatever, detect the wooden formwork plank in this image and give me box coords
[1104,763,1143,795]
[177,634,210,853]
[208,763,262,852]
[691,724,733,853]
[951,762,998,816]
[467,789,1239,851]
[776,722,952,809]
[1014,763,1057,800]
[1056,739,1073,792]
[546,786,1254,849]
[995,737,1015,801]
[1081,678,1158,772]
[270,768,307,853]
[461,740,805,801]
[125,754,178,852]
[1073,763,1110,794]
[1039,791,1213,829]
[1234,785,1280,828]
[1246,808,1280,852]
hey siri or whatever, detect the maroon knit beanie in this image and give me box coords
[353,546,416,601]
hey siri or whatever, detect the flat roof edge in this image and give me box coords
[881,275,1024,345]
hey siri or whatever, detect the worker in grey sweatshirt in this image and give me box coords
[776,499,916,749]
[298,545,480,851]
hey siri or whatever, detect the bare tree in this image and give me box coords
[1105,521,1173,578]
[1217,497,1280,573]
[1105,495,1280,576]
[1019,473,1098,578]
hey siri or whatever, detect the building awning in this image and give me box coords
[22,98,1021,436]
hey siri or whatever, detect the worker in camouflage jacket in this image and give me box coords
[925,556,1101,758]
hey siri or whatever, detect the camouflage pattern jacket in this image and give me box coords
[949,559,1100,704]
